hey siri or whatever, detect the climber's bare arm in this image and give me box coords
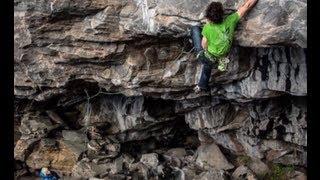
[201,37,208,50]
[237,0,258,18]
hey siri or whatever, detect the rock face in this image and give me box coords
[14,0,307,179]
[195,142,234,170]
[14,0,307,101]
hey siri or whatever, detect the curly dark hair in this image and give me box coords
[205,2,224,24]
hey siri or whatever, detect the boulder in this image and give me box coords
[288,171,307,180]
[195,143,234,170]
[15,111,62,162]
[140,153,159,167]
[72,161,110,178]
[14,138,39,161]
[62,130,88,159]
[248,158,270,177]
[19,112,58,139]
[62,130,88,142]
[195,170,226,180]
[165,148,187,158]
[26,141,78,174]
[232,165,256,180]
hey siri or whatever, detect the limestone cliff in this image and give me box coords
[14,0,307,179]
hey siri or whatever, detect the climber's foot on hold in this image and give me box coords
[193,85,209,93]
[193,85,201,93]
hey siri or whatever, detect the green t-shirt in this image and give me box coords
[202,12,240,58]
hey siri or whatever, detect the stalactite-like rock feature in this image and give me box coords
[14,0,307,179]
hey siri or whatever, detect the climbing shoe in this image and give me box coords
[193,85,210,93]
[193,85,201,93]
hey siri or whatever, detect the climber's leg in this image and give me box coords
[198,57,213,90]
[190,26,203,54]
[191,25,212,92]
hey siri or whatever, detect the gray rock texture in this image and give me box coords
[14,0,306,101]
[14,0,307,179]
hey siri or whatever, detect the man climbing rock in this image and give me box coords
[191,0,258,93]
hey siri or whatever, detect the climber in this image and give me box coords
[191,0,258,93]
[39,167,59,180]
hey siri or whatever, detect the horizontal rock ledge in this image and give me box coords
[14,0,306,48]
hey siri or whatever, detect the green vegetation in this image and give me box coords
[263,164,295,180]
[235,156,296,180]
[237,155,252,166]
